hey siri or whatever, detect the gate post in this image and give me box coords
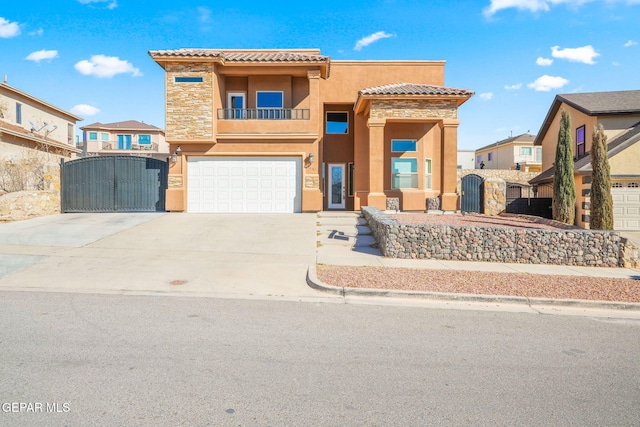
[484,178,506,215]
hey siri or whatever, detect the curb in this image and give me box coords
[307,264,640,312]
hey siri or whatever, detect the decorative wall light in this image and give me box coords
[308,152,315,164]
[171,145,182,163]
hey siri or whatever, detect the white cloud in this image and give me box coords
[0,17,20,38]
[484,0,597,17]
[354,31,394,51]
[29,28,44,36]
[71,104,100,116]
[197,6,212,23]
[75,55,142,78]
[612,61,621,66]
[25,49,59,63]
[77,0,117,9]
[624,40,637,47]
[505,83,522,90]
[536,56,553,66]
[479,92,494,100]
[527,75,569,91]
[551,45,599,64]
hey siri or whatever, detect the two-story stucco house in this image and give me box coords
[80,120,168,160]
[474,133,541,171]
[0,81,82,160]
[530,90,640,230]
[148,48,473,213]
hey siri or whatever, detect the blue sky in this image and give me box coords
[1,0,639,149]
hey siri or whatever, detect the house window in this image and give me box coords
[576,125,586,159]
[68,124,74,144]
[612,182,623,188]
[488,152,493,161]
[348,163,354,196]
[227,93,246,119]
[138,134,151,145]
[629,182,639,188]
[425,159,432,189]
[476,155,482,163]
[16,103,22,124]
[535,147,542,161]
[520,147,532,156]
[326,112,348,134]
[391,139,417,152]
[257,91,283,119]
[101,133,109,141]
[175,76,203,83]
[391,158,418,189]
[89,132,97,140]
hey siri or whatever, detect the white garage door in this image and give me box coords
[612,182,640,230]
[187,156,302,213]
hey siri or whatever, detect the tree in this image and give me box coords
[553,109,576,224]
[590,124,613,229]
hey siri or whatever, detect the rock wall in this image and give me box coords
[458,169,539,183]
[0,191,60,221]
[484,178,506,215]
[362,206,638,268]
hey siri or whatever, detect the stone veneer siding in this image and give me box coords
[458,169,539,183]
[370,100,457,120]
[0,191,60,221]
[165,63,214,140]
[361,206,638,268]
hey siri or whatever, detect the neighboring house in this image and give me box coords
[148,48,473,213]
[457,149,475,169]
[0,81,82,160]
[474,133,541,171]
[80,120,168,160]
[530,90,640,230]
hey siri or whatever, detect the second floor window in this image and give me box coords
[520,147,532,156]
[16,103,22,124]
[89,132,97,140]
[256,91,283,119]
[576,125,586,159]
[326,112,348,134]
[138,134,151,145]
[488,152,493,161]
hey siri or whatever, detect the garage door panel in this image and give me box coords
[188,156,301,213]
[612,184,640,230]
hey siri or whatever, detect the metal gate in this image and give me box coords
[505,183,553,218]
[61,156,168,212]
[461,174,484,213]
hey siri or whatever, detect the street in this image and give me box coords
[1,291,639,426]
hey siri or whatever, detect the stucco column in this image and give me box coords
[367,118,387,209]
[440,119,460,211]
[307,70,321,137]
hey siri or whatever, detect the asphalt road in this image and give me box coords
[1,291,639,426]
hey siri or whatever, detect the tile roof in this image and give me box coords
[358,82,474,97]
[148,49,329,64]
[81,120,163,131]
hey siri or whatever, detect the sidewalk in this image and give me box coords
[311,211,640,311]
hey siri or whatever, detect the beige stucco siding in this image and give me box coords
[609,140,640,175]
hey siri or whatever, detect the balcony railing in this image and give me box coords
[217,108,310,120]
[101,141,159,151]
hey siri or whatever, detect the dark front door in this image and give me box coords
[461,174,484,213]
[61,156,168,212]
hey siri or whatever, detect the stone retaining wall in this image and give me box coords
[362,206,638,268]
[458,169,539,183]
[0,191,60,221]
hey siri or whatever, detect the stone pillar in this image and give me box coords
[484,178,506,215]
[367,118,386,209]
[440,119,460,211]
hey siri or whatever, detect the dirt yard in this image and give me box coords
[389,212,575,230]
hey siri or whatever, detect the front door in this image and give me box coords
[328,164,345,209]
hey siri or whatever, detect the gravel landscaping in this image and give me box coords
[316,265,640,303]
[389,212,574,230]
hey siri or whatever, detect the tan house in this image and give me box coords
[80,120,168,160]
[530,90,640,230]
[148,48,473,213]
[475,133,541,171]
[0,81,82,160]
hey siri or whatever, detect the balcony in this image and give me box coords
[217,108,310,120]
[101,141,160,152]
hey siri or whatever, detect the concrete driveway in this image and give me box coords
[0,212,325,299]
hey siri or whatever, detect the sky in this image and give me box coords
[1,0,639,149]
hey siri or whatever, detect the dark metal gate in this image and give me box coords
[461,174,484,213]
[61,156,168,212]
[505,183,553,218]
